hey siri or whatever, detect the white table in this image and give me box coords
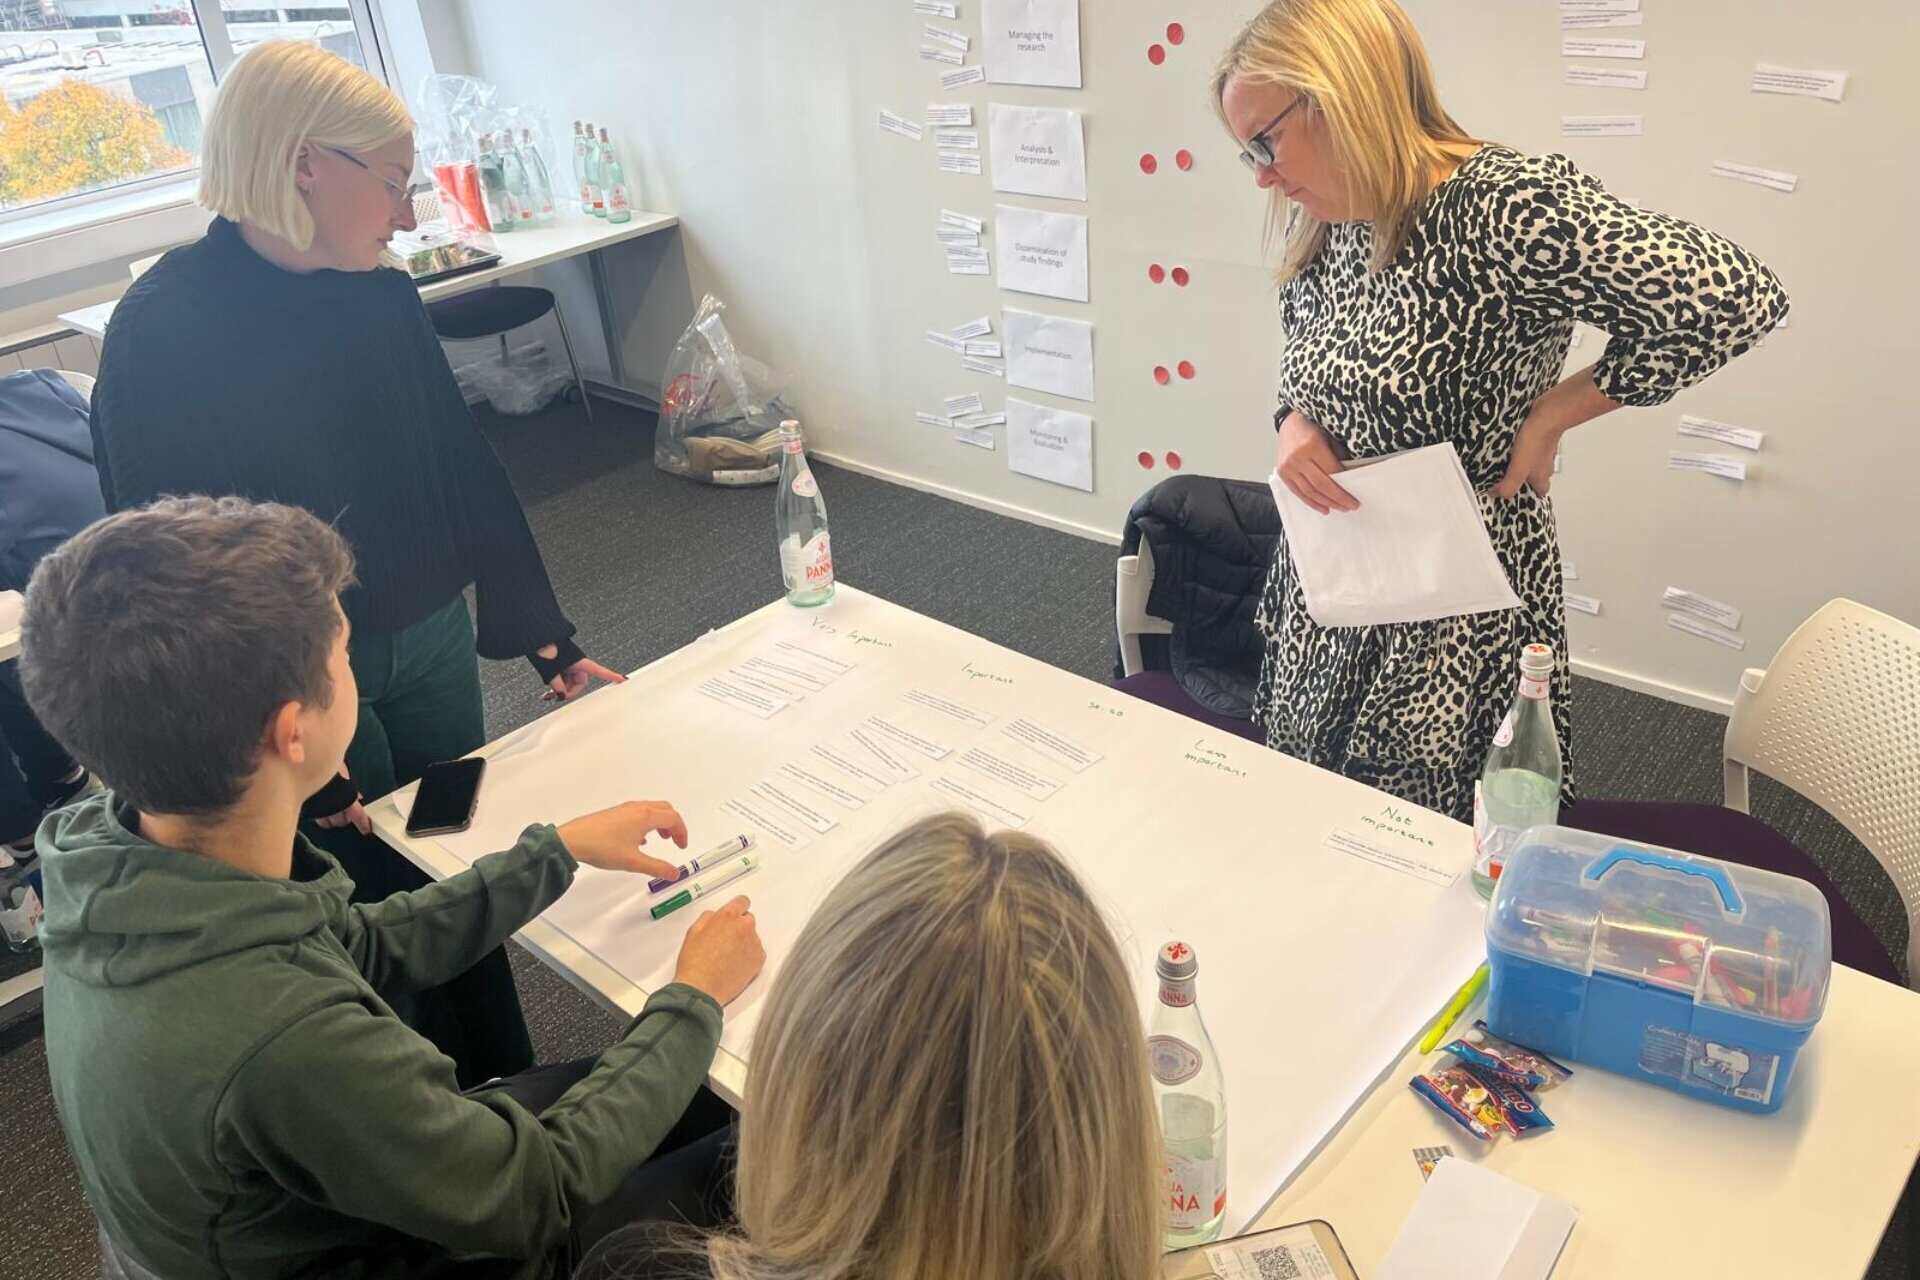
[0,589,20,662]
[1255,966,1920,1278]
[366,587,1920,1272]
[57,211,677,389]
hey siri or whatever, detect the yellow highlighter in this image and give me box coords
[1416,962,1490,1055]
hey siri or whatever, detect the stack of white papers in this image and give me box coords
[1267,444,1520,627]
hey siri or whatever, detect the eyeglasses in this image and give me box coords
[315,144,414,205]
[1237,96,1308,172]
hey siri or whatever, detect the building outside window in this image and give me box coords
[0,1,385,220]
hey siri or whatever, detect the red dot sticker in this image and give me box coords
[1165,450,1184,470]
[1139,152,1158,175]
[1152,365,1171,385]
[1148,262,1166,283]
[1175,149,1194,171]
[1171,265,1190,287]
[1177,359,1196,380]
[1147,43,1165,65]
[1138,451,1156,470]
[1167,21,1185,45]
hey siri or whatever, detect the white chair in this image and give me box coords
[1114,539,1172,678]
[1723,598,1920,988]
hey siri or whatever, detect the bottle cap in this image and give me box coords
[1157,939,1197,981]
[779,418,801,436]
[1519,642,1553,677]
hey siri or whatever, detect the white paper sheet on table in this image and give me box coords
[1268,444,1520,627]
[1376,1159,1577,1280]
[412,587,1487,1236]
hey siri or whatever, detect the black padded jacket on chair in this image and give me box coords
[1113,475,1281,721]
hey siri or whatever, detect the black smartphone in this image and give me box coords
[405,758,486,837]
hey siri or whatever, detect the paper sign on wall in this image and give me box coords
[1007,397,1094,491]
[983,0,1082,88]
[988,103,1087,201]
[1003,307,1094,402]
[994,205,1089,303]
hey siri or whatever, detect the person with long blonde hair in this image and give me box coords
[89,41,624,1082]
[575,811,1166,1280]
[1214,0,1787,821]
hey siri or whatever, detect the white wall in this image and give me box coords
[454,0,1916,710]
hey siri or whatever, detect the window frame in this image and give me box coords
[0,0,394,233]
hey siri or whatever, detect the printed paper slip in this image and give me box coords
[738,655,828,693]
[697,675,787,719]
[811,741,898,791]
[847,725,922,781]
[863,714,954,760]
[957,746,1061,801]
[778,762,868,809]
[1324,828,1459,888]
[722,795,810,849]
[750,779,838,834]
[1002,717,1103,772]
[902,687,993,726]
[929,775,1031,828]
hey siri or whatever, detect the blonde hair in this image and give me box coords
[198,41,412,251]
[1213,0,1479,281]
[712,812,1163,1280]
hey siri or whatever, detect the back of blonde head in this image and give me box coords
[713,812,1163,1280]
[1213,0,1478,280]
[198,40,412,251]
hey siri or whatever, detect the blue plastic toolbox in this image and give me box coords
[1485,827,1831,1114]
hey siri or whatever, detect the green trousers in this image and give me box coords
[306,596,534,1086]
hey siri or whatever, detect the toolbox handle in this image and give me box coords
[1583,847,1745,915]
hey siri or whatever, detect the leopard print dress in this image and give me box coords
[1253,145,1789,821]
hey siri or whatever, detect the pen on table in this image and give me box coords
[1416,961,1490,1055]
[650,854,760,921]
[648,833,755,895]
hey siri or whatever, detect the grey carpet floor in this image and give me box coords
[0,394,1908,1277]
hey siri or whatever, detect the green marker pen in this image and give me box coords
[650,853,760,921]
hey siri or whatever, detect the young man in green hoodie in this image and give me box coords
[19,495,766,1279]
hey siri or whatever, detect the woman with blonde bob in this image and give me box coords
[1216,0,1787,822]
[90,41,621,1081]
[575,811,1165,1280]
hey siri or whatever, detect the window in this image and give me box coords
[0,0,388,222]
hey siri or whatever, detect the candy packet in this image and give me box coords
[1440,1020,1574,1091]
[1410,1062,1554,1143]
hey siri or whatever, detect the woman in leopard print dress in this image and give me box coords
[1214,0,1788,822]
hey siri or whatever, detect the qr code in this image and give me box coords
[1251,1245,1302,1280]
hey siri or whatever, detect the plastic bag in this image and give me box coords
[465,349,572,416]
[655,295,794,486]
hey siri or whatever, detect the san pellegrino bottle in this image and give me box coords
[582,120,605,217]
[774,421,834,607]
[599,127,631,224]
[474,133,517,232]
[1151,940,1227,1248]
[518,128,555,225]
[1472,642,1563,898]
[496,132,535,229]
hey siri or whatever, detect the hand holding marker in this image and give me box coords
[648,833,755,894]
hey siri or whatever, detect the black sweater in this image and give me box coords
[90,217,573,661]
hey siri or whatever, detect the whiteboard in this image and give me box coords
[452,0,1919,712]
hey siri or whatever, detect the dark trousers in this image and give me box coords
[472,1059,737,1269]
[0,661,77,842]
[306,597,534,1087]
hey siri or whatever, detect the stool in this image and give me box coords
[426,285,593,422]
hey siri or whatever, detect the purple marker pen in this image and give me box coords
[648,833,753,894]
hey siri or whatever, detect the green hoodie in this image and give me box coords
[37,793,723,1279]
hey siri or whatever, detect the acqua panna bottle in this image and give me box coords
[1151,939,1227,1248]
[1472,642,1563,898]
[774,420,834,607]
